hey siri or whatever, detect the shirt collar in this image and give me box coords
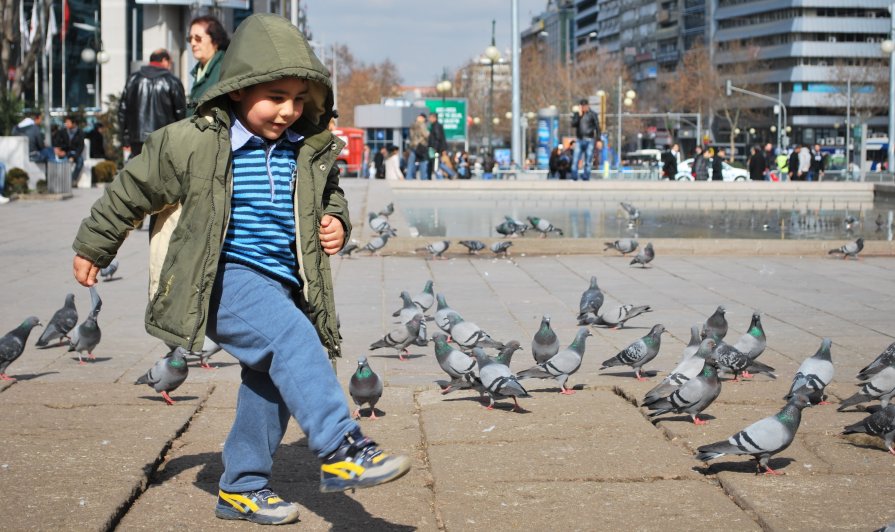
[230,113,303,151]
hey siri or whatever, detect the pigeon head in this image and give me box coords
[20,316,43,331]
[715,305,726,316]
[400,291,413,304]
[527,216,540,225]
[589,276,599,289]
[649,324,666,337]
[785,388,812,410]
[367,212,378,222]
[688,325,701,345]
[447,313,464,327]
[540,315,551,327]
[813,338,833,361]
[423,280,434,294]
[697,338,717,357]
[436,293,449,310]
[65,293,76,306]
[496,341,522,365]
[357,356,368,367]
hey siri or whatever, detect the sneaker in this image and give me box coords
[0,195,9,205]
[320,428,411,493]
[215,487,300,525]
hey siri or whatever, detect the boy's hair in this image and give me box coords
[189,15,230,50]
[149,48,171,63]
[64,115,76,124]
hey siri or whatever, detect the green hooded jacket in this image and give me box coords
[72,13,349,357]
[187,49,225,116]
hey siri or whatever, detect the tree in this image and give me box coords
[328,44,402,127]
[0,0,49,131]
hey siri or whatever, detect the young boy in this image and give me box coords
[71,14,409,526]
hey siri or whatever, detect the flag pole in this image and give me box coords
[61,1,66,112]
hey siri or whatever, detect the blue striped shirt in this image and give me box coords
[221,118,304,288]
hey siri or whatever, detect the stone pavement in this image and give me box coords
[0,184,894,531]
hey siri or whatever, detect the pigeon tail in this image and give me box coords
[837,392,871,411]
[695,441,741,462]
[745,360,777,378]
[516,366,552,379]
[369,339,389,351]
[599,356,625,369]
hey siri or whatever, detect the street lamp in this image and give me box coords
[882,7,895,173]
[483,19,501,158]
[75,13,110,109]
[436,70,452,103]
[617,76,636,162]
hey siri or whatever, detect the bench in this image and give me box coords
[0,136,47,190]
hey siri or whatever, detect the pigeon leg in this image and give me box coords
[88,352,96,360]
[888,446,895,455]
[511,397,524,412]
[634,369,648,382]
[77,353,86,365]
[440,385,453,395]
[161,391,176,406]
[559,387,576,395]
[201,361,215,370]
[0,373,16,382]
[762,466,783,476]
[352,408,361,419]
[369,409,379,420]
[817,400,832,406]
[692,415,708,425]
[740,371,754,379]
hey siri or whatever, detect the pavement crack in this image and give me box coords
[413,389,447,532]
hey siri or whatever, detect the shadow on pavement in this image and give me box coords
[695,456,796,475]
[7,371,59,381]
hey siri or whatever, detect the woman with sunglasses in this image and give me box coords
[186,15,230,116]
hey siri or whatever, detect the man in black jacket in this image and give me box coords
[427,113,447,179]
[661,143,680,179]
[570,98,600,180]
[118,48,187,158]
[53,116,86,182]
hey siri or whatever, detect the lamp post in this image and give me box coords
[881,5,895,173]
[483,20,501,158]
[436,69,452,103]
[616,76,636,163]
[75,11,110,109]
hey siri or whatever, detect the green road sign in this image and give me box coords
[425,99,467,143]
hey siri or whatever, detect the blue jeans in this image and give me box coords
[406,150,419,179]
[438,161,457,179]
[207,262,357,492]
[0,161,6,192]
[571,138,594,181]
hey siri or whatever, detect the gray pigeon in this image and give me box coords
[378,202,394,217]
[411,280,435,312]
[647,356,722,425]
[531,315,560,364]
[35,293,78,347]
[828,237,864,259]
[495,218,526,237]
[434,293,462,334]
[135,347,189,405]
[413,319,429,347]
[701,305,728,342]
[421,240,450,259]
[369,314,423,361]
[857,341,895,381]
[68,286,102,364]
[368,212,392,234]
[837,365,895,411]
[590,303,652,329]
[337,241,359,257]
[473,348,529,411]
[678,324,704,363]
[0,316,43,381]
[604,238,638,255]
[100,259,120,281]
[490,240,513,255]
[620,202,640,221]
[786,338,834,405]
[696,392,811,475]
[527,216,563,237]
[362,230,395,254]
[392,291,424,324]
[842,404,895,455]
[600,324,666,380]
[518,327,591,394]
[733,312,767,361]
[433,333,477,394]
[577,276,604,321]
[446,314,504,351]
[459,240,486,254]
[188,336,223,369]
[712,341,777,380]
[629,242,654,268]
[349,356,383,419]
[643,335,714,405]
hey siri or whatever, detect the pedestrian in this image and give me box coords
[11,112,57,162]
[384,145,404,180]
[711,147,724,181]
[763,142,775,181]
[809,143,825,181]
[86,122,107,159]
[548,145,561,179]
[70,14,410,526]
[373,146,387,179]
[748,145,765,181]
[570,98,600,180]
[406,113,429,179]
[694,147,710,181]
[437,150,458,179]
[798,142,811,181]
[186,15,229,116]
[427,113,447,179]
[560,141,574,180]
[119,48,187,158]
[0,161,8,204]
[788,145,801,181]
[482,152,496,180]
[53,116,85,183]
[776,150,790,180]
[662,143,680,179]
[456,151,470,178]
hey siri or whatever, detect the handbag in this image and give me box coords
[428,147,437,159]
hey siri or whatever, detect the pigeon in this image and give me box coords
[337,241,359,257]
[35,293,78,347]
[587,303,652,329]
[490,241,513,256]
[701,305,728,342]
[392,291,424,324]
[712,341,777,381]
[446,314,504,351]
[361,230,395,254]
[68,286,102,364]
[0,316,43,381]
[494,340,523,366]
[527,216,563,238]
[857,341,895,381]
[349,356,383,419]
[734,311,767,361]
[677,324,704,363]
[135,347,189,405]
[188,336,223,369]
[604,238,638,255]
[434,293,462,334]
[620,201,640,221]
[459,240,486,254]
[378,202,394,217]
[496,216,527,237]
[786,338,834,405]
[876,213,886,231]
[600,324,666,381]
[433,333,477,394]
[837,365,895,411]
[421,240,450,259]
[842,404,895,455]
[629,242,654,267]
[647,356,722,425]
[473,348,529,411]
[695,391,811,475]
[828,237,864,259]
[577,276,604,321]
[100,259,120,281]
[412,280,435,312]
[413,319,429,347]
[369,314,423,361]
[518,327,591,394]
[643,334,713,405]
[531,315,560,364]
[368,212,392,234]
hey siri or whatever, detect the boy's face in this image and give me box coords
[229,78,309,141]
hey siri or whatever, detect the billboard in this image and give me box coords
[424,99,467,143]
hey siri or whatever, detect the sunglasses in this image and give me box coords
[186,34,207,44]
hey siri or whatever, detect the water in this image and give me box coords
[395,190,895,240]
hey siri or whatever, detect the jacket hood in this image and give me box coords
[196,13,333,127]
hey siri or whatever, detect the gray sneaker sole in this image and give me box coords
[319,455,412,493]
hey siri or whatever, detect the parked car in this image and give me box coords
[675,158,750,181]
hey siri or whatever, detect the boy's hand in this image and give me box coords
[73,255,100,287]
[319,214,345,255]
